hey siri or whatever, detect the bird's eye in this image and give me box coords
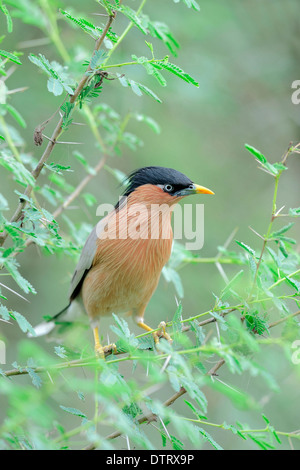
[164,184,174,192]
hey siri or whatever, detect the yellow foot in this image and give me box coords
[93,326,117,358]
[136,319,172,351]
[95,342,117,359]
[153,321,173,346]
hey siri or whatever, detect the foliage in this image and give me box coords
[0,0,299,451]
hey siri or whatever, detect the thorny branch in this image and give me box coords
[0,8,117,247]
[3,308,299,377]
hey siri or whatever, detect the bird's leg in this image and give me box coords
[93,326,117,358]
[135,317,172,346]
[157,321,172,343]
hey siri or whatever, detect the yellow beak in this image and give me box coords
[193,184,215,195]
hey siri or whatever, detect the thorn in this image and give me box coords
[0,282,29,302]
[249,226,265,240]
[215,261,229,284]
[223,227,239,249]
[160,355,171,373]
[274,205,285,217]
[7,87,29,95]
[42,134,83,145]
[2,65,17,81]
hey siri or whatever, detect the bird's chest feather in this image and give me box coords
[82,219,173,318]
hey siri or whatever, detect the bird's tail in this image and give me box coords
[29,303,71,337]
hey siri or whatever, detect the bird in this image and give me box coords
[32,166,214,357]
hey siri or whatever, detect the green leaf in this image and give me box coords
[0,4,13,33]
[153,60,199,86]
[44,163,72,175]
[0,304,10,321]
[245,143,284,176]
[289,207,300,217]
[118,75,162,103]
[162,266,184,298]
[245,311,269,335]
[90,49,107,70]
[271,222,294,238]
[170,435,184,450]
[221,270,244,298]
[60,10,118,44]
[132,55,167,86]
[3,103,26,128]
[0,193,9,211]
[198,428,223,450]
[248,434,275,450]
[73,151,96,175]
[111,314,138,349]
[28,54,73,95]
[115,5,148,35]
[26,360,43,388]
[60,406,87,419]
[82,192,97,207]
[284,276,300,292]
[104,165,127,184]
[235,240,256,257]
[47,77,64,96]
[0,154,35,187]
[147,21,180,56]
[3,258,36,294]
[174,0,201,11]
[0,49,21,64]
[134,114,160,133]
[245,144,267,163]
[11,311,36,336]
[60,10,102,39]
[54,346,67,359]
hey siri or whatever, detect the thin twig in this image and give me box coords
[0,10,117,248]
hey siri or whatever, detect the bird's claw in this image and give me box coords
[153,321,172,347]
[95,343,117,359]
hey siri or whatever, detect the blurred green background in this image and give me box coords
[1,0,300,449]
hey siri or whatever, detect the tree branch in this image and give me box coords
[0,9,117,247]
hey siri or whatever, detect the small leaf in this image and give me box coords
[235,240,256,256]
[54,346,67,359]
[135,114,160,133]
[221,270,244,298]
[11,311,36,336]
[245,144,267,163]
[115,5,148,35]
[28,54,73,95]
[60,406,87,419]
[47,77,64,96]
[153,60,199,86]
[26,366,43,388]
[0,4,13,33]
[271,222,294,238]
[118,75,162,102]
[3,104,26,128]
[0,49,21,64]
[289,207,300,217]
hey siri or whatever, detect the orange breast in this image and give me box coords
[82,185,174,320]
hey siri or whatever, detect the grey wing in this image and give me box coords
[69,217,107,300]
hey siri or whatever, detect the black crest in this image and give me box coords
[122,166,193,197]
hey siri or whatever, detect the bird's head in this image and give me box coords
[120,166,214,206]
